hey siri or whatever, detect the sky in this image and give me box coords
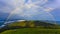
[0,0,60,24]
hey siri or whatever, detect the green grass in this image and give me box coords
[1,28,60,34]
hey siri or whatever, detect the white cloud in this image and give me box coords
[44,7,54,12]
[1,0,59,21]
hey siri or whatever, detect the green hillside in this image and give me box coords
[0,21,60,34]
[7,20,59,29]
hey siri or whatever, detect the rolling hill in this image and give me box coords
[0,20,60,33]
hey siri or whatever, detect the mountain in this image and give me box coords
[0,21,5,26]
[56,21,60,24]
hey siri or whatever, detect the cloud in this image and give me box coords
[44,0,60,10]
[0,0,57,21]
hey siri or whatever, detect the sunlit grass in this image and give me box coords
[1,28,60,34]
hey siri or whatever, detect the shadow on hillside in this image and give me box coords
[0,26,23,33]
